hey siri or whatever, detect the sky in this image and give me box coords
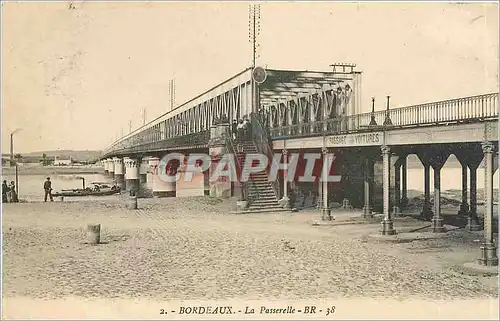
[1,1,498,154]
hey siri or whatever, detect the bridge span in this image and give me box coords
[101,66,499,267]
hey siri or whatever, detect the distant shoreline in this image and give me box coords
[2,166,105,176]
[406,157,462,169]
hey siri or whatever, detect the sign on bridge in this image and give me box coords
[326,132,384,147]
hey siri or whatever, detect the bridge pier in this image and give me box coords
[468,165,480,230]
[140,158,148,184]
[124,157,140,194]
[466,150,484,231]
[208,121,234,198]
[177,157,206,198]
[209,147,233,198]
[148,156,176,197]
[478,142,498,266]
[393,156,406,213]
[321,148,332,221]
[427,149,450,233]
[113,157,125,190]
[380,146,396,235]
[417,154,433,220]
[362,157,374,218]
[455,150,472,216]
[400,157,408,207]
[107,159,115,178]
[460,163,469,215]
[103,159,110,175]
[108,159,114,176]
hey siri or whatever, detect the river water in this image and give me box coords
[1,168,498,203]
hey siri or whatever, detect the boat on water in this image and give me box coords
[52,182,121,197]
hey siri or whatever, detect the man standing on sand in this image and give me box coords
[2,180,10,203]
[9,181,18,203]
[44,177,53,202]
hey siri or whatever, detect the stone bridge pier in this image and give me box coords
[140,158,148,185]
[113,157,125,190]
[148,156,176,197]
[107,158,115,178]
[124,157,140,193]
[103,159,110,175]
[208,122,234,198]
[176,155,206,198]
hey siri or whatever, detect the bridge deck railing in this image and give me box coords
[104,130,210,157]
[270,92,498,139]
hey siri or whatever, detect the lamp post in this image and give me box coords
[10,129,21,167]
[383,96,393,126]
[369,97,377,126]
[10,128,22,197]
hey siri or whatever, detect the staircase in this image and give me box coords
[237,140,287,213]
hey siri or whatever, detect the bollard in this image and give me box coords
[126,196,138,210]
[87,224,101,245]
[392,205,402,216]
[342,198,351,209]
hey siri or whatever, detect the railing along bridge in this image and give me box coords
[266,93,498,139]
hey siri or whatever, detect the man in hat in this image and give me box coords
[43,177,53,202]
[2,180,9,203]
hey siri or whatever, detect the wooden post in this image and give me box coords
[127,196,138,210]
[87,224,101,244]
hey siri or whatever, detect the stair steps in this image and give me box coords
[235,140,285,214]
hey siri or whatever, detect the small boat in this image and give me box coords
[52,182,121,197]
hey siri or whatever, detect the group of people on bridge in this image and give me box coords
[211,107,273,143]
[231,118,252,142]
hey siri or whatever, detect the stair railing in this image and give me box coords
[223,132,261,204]
[249,113,281,201]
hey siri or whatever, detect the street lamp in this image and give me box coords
[10,128,22,197]
[369,97,377,126]
[383,96,393,126]
[10,128,22,167]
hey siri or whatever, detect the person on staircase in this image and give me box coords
[236,119,244,142]
[242,118,251,141]
[231,119,238,140]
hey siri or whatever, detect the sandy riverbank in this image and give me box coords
[2,197,498,319]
